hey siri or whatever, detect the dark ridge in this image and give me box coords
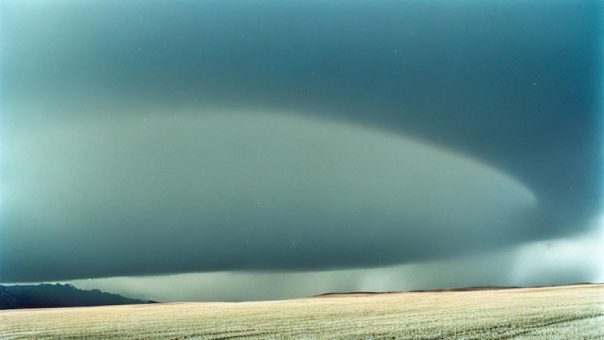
[409,286,522,293]
[0,283,154,310]
[315,291,398,297]
[313,282,599,297]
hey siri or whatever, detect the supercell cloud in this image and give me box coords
[1,111,537,281]
[0,0,602,289]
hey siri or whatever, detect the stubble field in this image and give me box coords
[1,284,603,339]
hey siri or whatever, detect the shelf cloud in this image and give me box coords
[0,111,539,281]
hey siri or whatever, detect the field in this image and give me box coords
[1,284,603,339]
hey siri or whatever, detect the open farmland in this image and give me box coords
[1,284,603,339]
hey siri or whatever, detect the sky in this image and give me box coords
[0,0,603,301]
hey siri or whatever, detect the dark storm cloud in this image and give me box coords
[0,111,540,281]
[0,0,602,282]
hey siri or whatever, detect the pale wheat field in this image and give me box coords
[1,284,603,339]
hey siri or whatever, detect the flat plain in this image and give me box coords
[1,284,603,339]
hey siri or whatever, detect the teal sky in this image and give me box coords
[0,0,603,300]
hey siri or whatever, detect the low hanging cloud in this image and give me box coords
[66,220,604,302]
[0,109,538,282]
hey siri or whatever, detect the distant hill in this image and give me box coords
[0,283,151,309]
[314,287,519,298]
[313,283,598,298]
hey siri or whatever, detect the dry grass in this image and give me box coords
[1,284,603,339]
